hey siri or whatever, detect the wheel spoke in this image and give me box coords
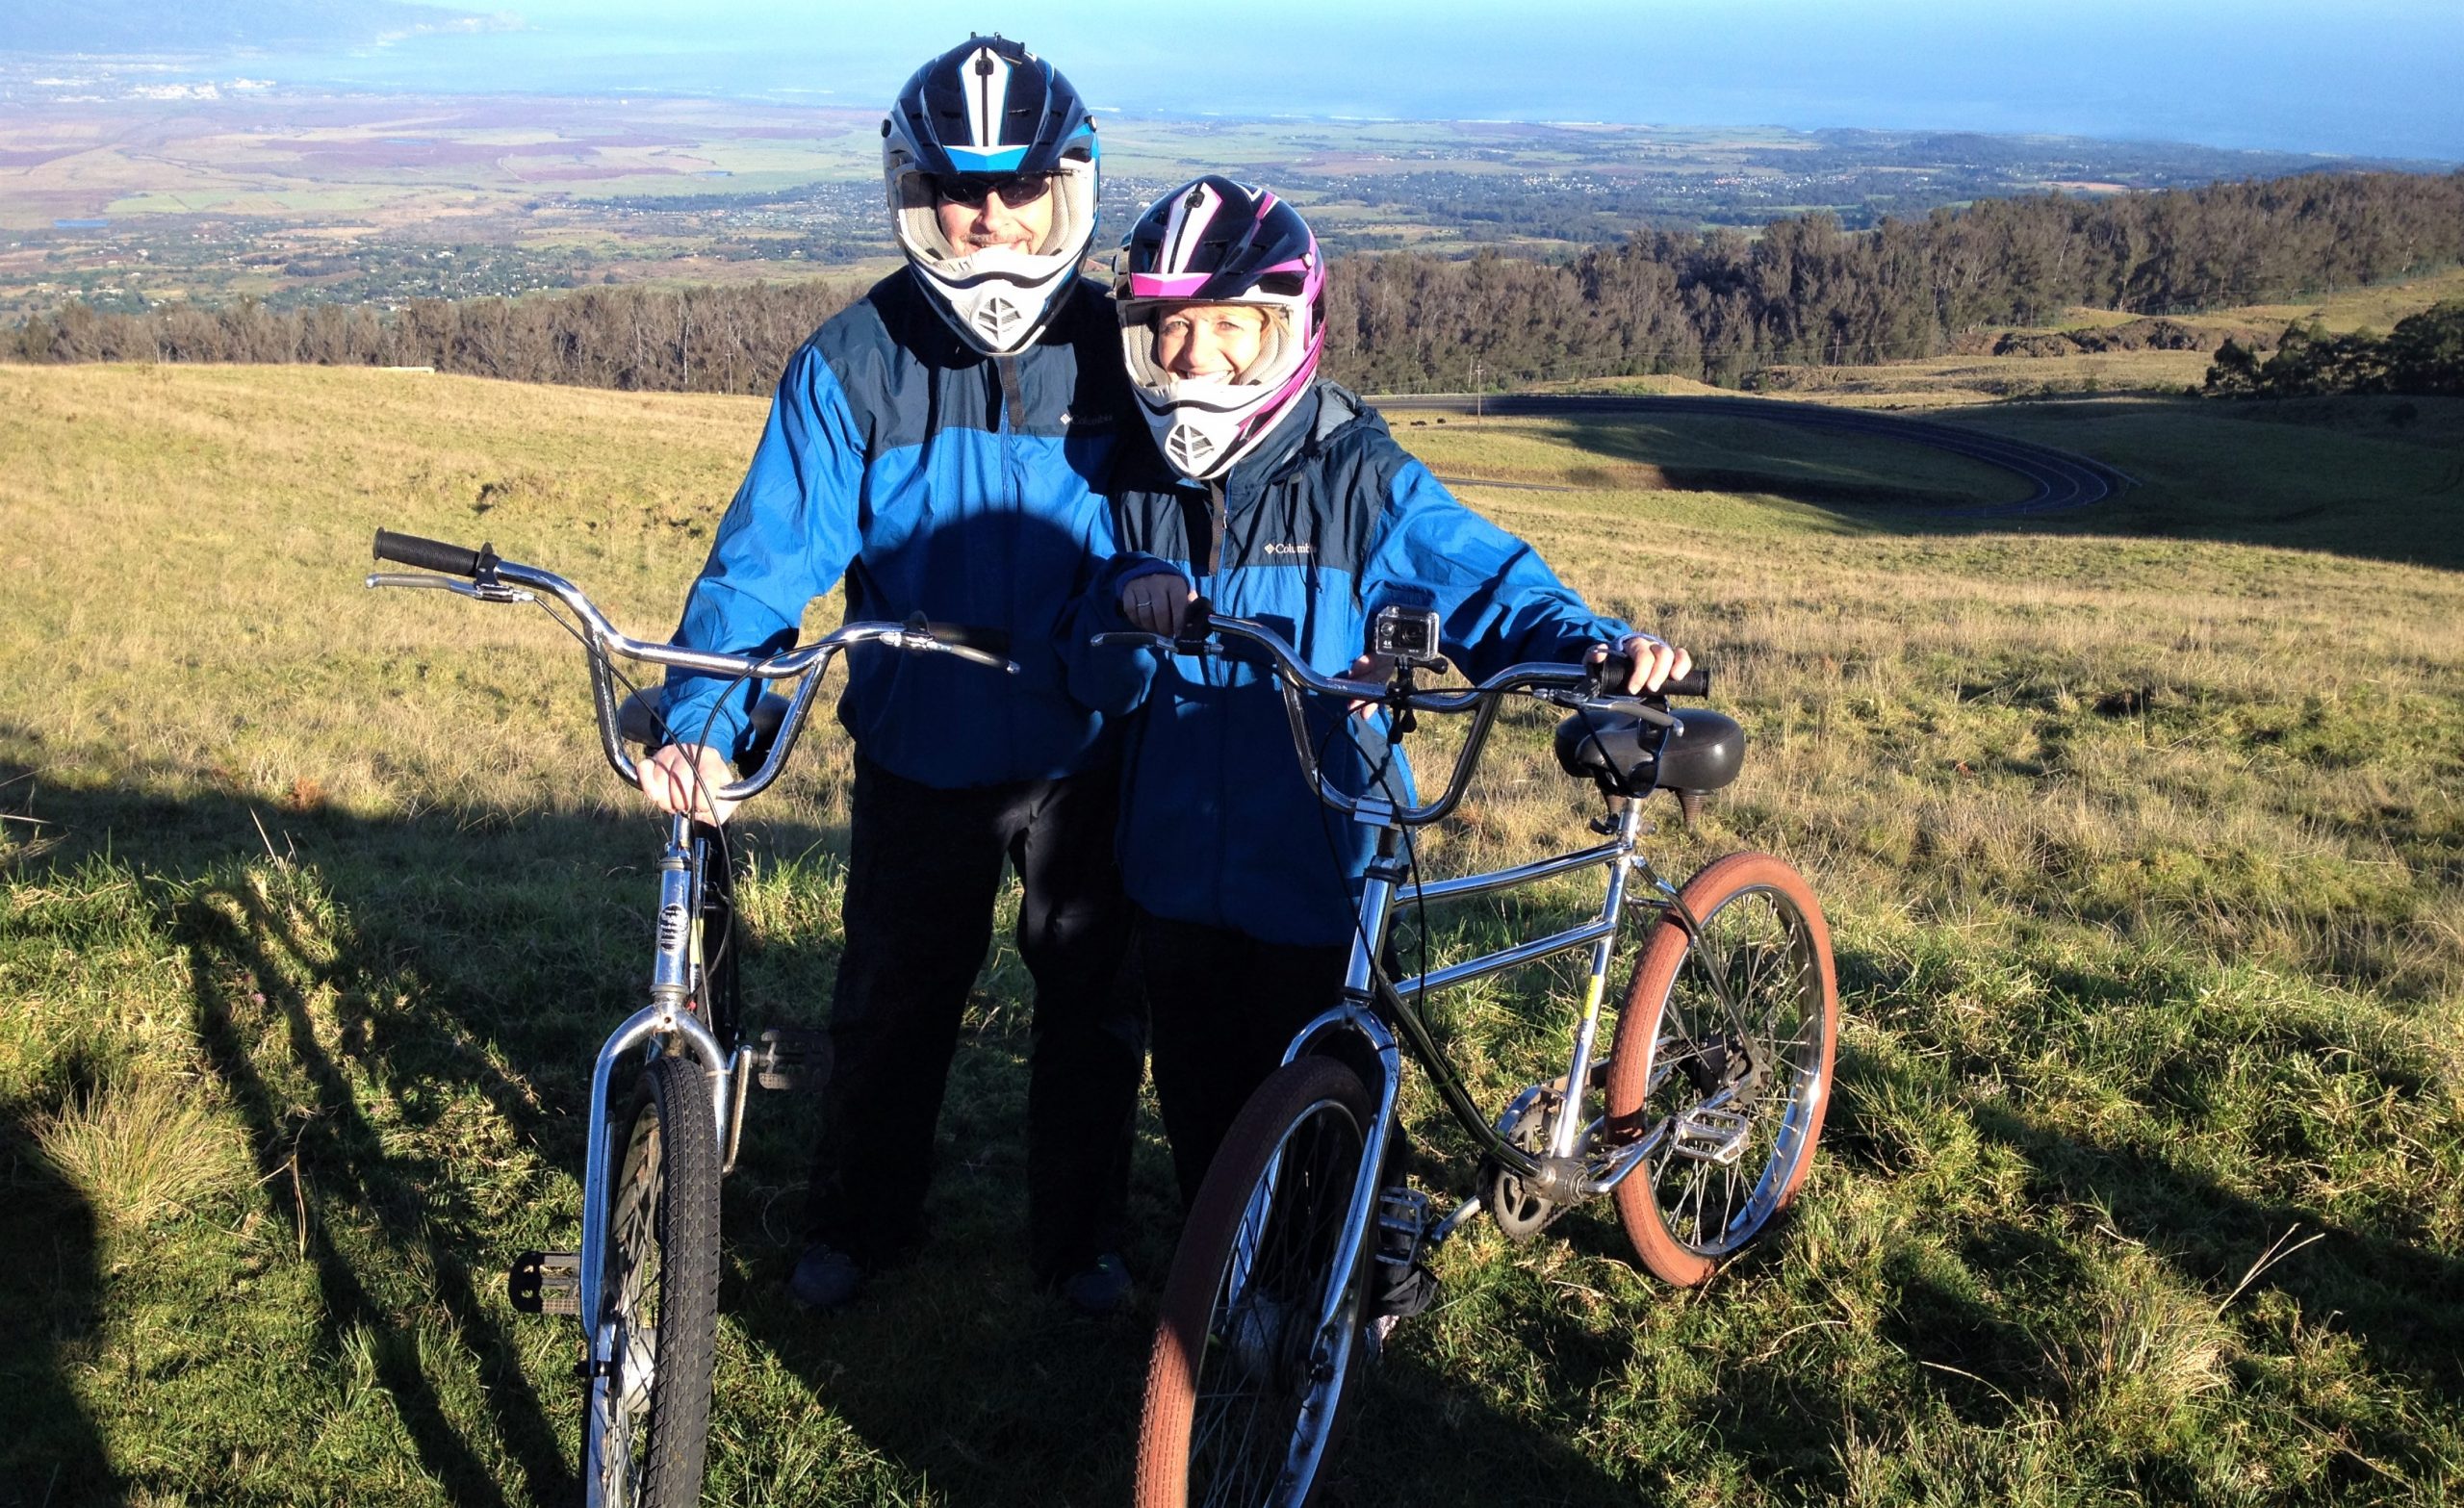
[1148,1062,1373,1508]
[589,1056,720,1508]
[1610,862,1837,1280]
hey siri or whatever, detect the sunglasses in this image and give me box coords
[929,172,1055,210]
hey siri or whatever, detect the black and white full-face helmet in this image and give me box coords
[883,36,1100,355]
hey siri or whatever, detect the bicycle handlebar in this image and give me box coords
[1092,603,1707,828]
[366,528,1017,805]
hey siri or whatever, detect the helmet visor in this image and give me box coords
[891,157,1091,264]
[1121,302,1296,398]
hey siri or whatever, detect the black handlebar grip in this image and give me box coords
[1177,595,1216,646]
[373,528,496,578]
[1595,649,1710,699]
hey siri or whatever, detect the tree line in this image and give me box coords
[1318,170,2464,390]
[7,279,865,396]
[9,169,2462,396]
[2204,301,2464,398]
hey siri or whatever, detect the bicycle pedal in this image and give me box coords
[755,1026,833,1092]
[1374,1187,1435,1269]
[509,1249,580,1316]
[1670,1106,1752,1165]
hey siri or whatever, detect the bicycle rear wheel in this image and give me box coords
[1137,1056,1376,1508]
[587,1052,721,1508]
[1607,851,1837,1287]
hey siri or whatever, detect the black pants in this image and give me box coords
[806,755,1142,1284]
[1141,912,1351,1207]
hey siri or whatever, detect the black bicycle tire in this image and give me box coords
[1606,850,1838,1287]
[1136,1056,1377,1508]
[590,1052,723,1508]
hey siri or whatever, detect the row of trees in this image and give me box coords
[9,170,2462,395]
[1318,170,2464,390]
[8,280,863,396]
[2204,302,2464,397]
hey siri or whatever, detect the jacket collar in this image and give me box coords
[1218,380,1385,506]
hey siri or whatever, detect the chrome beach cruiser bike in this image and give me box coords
[1105,603,1839,1508]
[366,528,1014,1508]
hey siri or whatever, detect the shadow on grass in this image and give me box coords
[6,776,855,1506]
[0,1097,117,1507]
[1821,936,2464,1477]
[182,880,568,1508]
[1970,1098,2464,1395]
[15,766,1322,1508]
[1541,394,2464,572]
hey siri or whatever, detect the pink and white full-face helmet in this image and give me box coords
[1115,177,1326,482]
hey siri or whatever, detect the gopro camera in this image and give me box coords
[1370,604,1445,668]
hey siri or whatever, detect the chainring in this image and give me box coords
[1484,1089,1574,1244]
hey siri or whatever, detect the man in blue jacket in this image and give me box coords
[1070,178,1691,1208]
[643,38,1140,1314]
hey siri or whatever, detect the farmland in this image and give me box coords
[5,79,2441,318]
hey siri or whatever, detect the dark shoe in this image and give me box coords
[785,1241,863,1312]
[1362,1261,1436,1366]
[1372,1258,1439,1321]
[1057,1251,1131,1316]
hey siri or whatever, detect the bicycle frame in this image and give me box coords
[1117,608,1735,1416]
[367,535,1016,1506]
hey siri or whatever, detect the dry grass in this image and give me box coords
[1757,347,2214,406]
[33,1072,252,1232]
[3,362,2460,1506]
[1729,267,2464,410]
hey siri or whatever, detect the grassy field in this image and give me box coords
[3,364,2460,1507]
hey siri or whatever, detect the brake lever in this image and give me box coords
[1087,629,1221,656]
[891,615,1020,674]
[939,643,1022,676]
[364,572,535,604]
[1582,695,1678,728]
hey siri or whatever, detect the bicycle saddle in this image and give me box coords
[1552,706,1745,798]
[619,687,792,771]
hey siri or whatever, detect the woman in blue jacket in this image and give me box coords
[1070,177,1692,1205]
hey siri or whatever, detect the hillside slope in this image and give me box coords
[3,365,2459,1507]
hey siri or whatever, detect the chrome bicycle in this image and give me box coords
[1107,603,1839,1508]
[366,528,1013,1508]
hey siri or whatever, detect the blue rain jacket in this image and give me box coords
[660,272,1131,788]
[1066,382,1633,946]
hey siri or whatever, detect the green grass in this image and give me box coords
[1948,396,2464,569]
[2,364,2460,1506]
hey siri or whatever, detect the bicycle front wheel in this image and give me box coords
[587,1052,722,1508]
[1137,1056,1376,1508]
[1607,851,1837,1287]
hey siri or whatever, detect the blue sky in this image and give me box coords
[203,0,2464,158]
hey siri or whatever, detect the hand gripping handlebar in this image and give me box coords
[1093,601,1708,828]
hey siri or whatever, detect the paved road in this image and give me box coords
[1373,392,2135,517]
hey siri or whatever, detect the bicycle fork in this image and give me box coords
[574,814,743,1499]
[1206,852,1414,1504]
